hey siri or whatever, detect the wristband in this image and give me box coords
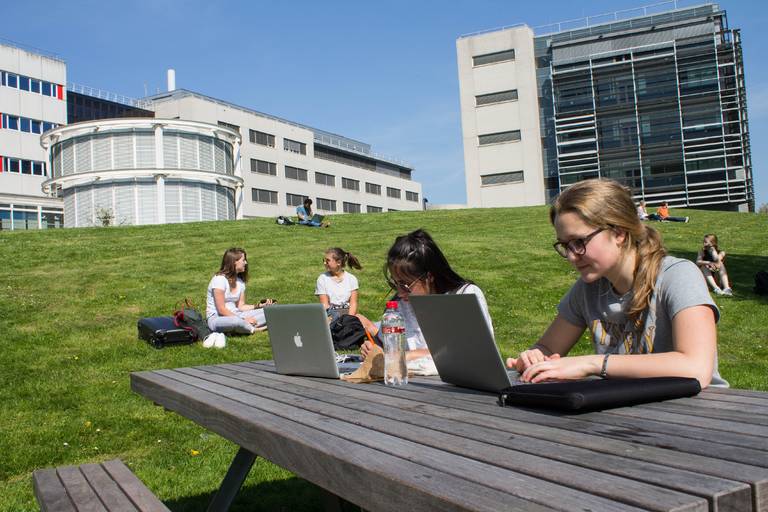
[600,353,610,379]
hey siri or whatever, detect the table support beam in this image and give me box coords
[207,447,257,512]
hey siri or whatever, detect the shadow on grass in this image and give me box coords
[667,251,768,302]
[164,476,363,512]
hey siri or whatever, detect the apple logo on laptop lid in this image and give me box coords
[293,332,303,348]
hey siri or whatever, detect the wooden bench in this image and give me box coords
[32,458,169,512]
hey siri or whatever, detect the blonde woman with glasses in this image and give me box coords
[507,179,727,388]
[357,229,493,362]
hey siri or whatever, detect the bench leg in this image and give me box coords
[319,487,364,512]
[206,447,257,512]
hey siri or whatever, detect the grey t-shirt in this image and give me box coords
[558,256,728,387]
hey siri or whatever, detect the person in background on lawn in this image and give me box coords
[357,229,493,364]
[206,248,274,335]
[649,201,689,223]
[507,179,727,388]
[296,198,328,227]
[696,234,733,296]
[316,247,363,320]
[636,200,649,221]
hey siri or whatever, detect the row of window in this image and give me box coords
[0,70,64,99]
[476,89,518,107]
[249,158,418,200]
[480,170,525,186]
[0,157,47,176]
[247,128,307,155]
[0,204,63,230]
[473,49,515,67]
[1,113,58,134]
[478,130,521,146]
[252,189,391,213]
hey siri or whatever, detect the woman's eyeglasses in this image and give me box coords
[553,228,604,258]
[386,273,427,293]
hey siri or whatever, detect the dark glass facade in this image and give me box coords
[536,5,753,211]
[67,91,154,124]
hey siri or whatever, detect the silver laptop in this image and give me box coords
[263,303,360,378]
[409,294,521,392]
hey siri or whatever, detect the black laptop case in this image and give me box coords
[137,316,196,348]
[498,377,701,412]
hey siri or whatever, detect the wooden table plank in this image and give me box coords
[164,367,662,512]
[201,364,750,512]
[131,369,558,512]
[238,362,768,512]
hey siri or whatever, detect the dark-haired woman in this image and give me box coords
[358,229,493,362]
[507,179,727,387]
[205,248,271,334]
[316,247,363,320]
[296,198,325,227]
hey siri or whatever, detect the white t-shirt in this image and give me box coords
[206,274,245,319]
[401,284,493,351]
[314,271,359,307]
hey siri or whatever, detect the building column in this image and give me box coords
[155,174,166,225]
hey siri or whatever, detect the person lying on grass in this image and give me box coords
[507,179,727,388]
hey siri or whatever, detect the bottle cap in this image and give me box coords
[385,300,398,310]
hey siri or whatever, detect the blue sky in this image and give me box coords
[5,0,767,207]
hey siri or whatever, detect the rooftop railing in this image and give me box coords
[0,37,64,62]
[68,83,155,110]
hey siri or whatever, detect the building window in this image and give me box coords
[366,182,381,195]
[1,157,47,176]
[473,49,515,66]
[251,158,277,175]
[388,208,399,212]
[387,187,401,199]
[315,172,335,187]
[250,129,275,147]
[343,202,361,213]
[285,165,308,181]
[476,89,518,106]
[342,177,360,191]
[481,171,524,186]
[366,205,383,213]
[252,188,278,204]
[316,197,336,211]
[478,130,521,146]
[286,193,308,207]
[0,69,63,100]
[2,113,57,133]
[284,138,307,155]
[406,191,419,202]
[218,121,240,135]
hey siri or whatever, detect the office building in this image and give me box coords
[0,42,66,229]
[41,118,241,227]
[457,2,753,211]
[148,89,423,218]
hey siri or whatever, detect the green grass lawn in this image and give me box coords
[1,206,766,511]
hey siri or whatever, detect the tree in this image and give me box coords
[95,207,115,227]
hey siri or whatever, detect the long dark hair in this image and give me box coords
[326,247,363,270]
[216,247,248,285]
[303,198,313,216]
[384,229,470,294]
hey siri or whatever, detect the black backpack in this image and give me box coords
[329,314,367,350]
[755,271,768,296]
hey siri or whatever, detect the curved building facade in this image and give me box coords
[41,118,242,227]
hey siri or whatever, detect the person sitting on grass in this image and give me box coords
[506,179,727,388]
[296,198,329,227]
[316,247,363,321]
[649,201,689,223]
[696,234,733,296]
[636,200,649,221]
[206,247,274,336]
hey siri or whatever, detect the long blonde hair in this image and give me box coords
[550,179,666,324]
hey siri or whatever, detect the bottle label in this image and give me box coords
[381,326,405,334]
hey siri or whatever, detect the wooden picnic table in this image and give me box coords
[131,361,768,512]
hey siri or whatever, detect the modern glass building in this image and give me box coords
[458,2,753,211]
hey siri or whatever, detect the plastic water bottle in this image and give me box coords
[381,300,407,386]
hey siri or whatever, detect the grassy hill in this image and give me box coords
[1,206,766,510]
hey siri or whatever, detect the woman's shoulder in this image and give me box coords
[209,274,227,287]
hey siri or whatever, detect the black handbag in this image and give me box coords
[498,377,701,412]
[329,314,367,350]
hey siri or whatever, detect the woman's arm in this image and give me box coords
[506,315,584,372]
[695,250,707,267]
[348,290,359,316]
[318,294,331,310]
[214,289,235,317]
[520,305,716,387]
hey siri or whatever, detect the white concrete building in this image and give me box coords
[456,25,546,208]
[0,42,66,229]
[41,119,241,227]
[149,90,423,218]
